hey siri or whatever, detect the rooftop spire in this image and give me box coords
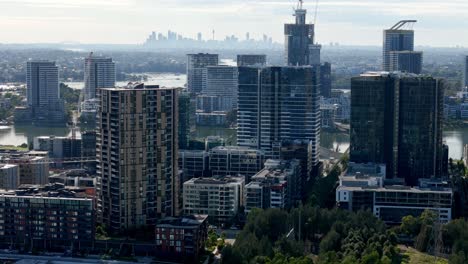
[297,0,303,10]
[294,0,307,24]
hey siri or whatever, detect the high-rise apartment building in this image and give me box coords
[237,66,320,168]
[237,55,267,67]
[83,53,116,101]
[26,61,60,108]
[389,51,423,74]
[97,84,179,233]
[203,66,238,111]
[178,92,193,150]
[383,20,423,73]
[464,55,468,88]
[320,62,332,97]
[284,1,314,66]
[19,61,66,125]
[308,44,322,66]
[187,54,218,93]
[350,72,445,185]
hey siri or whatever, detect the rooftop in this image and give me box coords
[157,215,208,228]
[186,177,244,186]
[101,83,179,91]
[0,183,94,200]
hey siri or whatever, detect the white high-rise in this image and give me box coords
[83,53,115,101]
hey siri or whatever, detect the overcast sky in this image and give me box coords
[1,0,467,46]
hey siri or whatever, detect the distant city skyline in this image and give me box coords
[1,0,468,47]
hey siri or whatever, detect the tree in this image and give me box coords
[221,245,243,264]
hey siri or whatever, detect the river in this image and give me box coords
[65,72,187,90]
[1,126,466,160]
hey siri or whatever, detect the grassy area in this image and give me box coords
[0,145,28,151]
[400,246,448,264]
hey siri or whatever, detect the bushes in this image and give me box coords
[222,207,399,264]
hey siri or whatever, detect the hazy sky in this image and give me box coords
[1,0,468,46]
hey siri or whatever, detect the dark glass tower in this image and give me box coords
[284,1,314,66]
[383,20,423,74]
[237,66,320,165]
[398,77,445,186]
[350,72,446,185]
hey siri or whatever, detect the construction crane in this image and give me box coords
[313,0,319,25]
[390,20,417,30]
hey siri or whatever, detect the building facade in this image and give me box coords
[0,184,95,251]
[237,66,320,167]
[389,51,423,74]
[97,84,179,233]
[178,92,194,150]
[237,55,267,67]
[83,53,115,101]
[179,150,209,181]
[2,155,49,185]
[203,66,238,111]
[183,177,244,224]
[33,136,82,160]
[209,146,265,180]
[350,72,446,185]
[0,164,20,190]
[464,55,468,88]
[18,61,66,125]
[245,159,301,212]
[336,165,452,224]
[155,215,208,262]
[383,20,422,74]
[284,2,314,66]
[187,54,218,93]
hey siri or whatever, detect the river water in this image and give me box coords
[0,126,464,160]
[65,72,187,90]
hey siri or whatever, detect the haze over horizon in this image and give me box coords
[1,0,467,47]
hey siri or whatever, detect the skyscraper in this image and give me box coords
[464,55,468,88]
[237,55,267,67]
[320,62,332,98]
[284,1,314,66]
[97,84,179,234]
[187,53,218,93]
[237,66,320,168]
[383,20,423,74]
[20,61,66,125]
[203,66,238,111]
[309,44,321,66]
[350,72,446,185]
[26,61,60,109]
[178,91,193,150]
[83,53,116,101]
[389,51,423,74]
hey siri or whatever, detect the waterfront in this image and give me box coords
[0,125,466,160]
[65,72,187,89]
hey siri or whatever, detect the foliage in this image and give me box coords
[206,229,226,252]
[0,92,23,120]
[396,210,468,261]
[222,207,399,264]
[60,83,80,113]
